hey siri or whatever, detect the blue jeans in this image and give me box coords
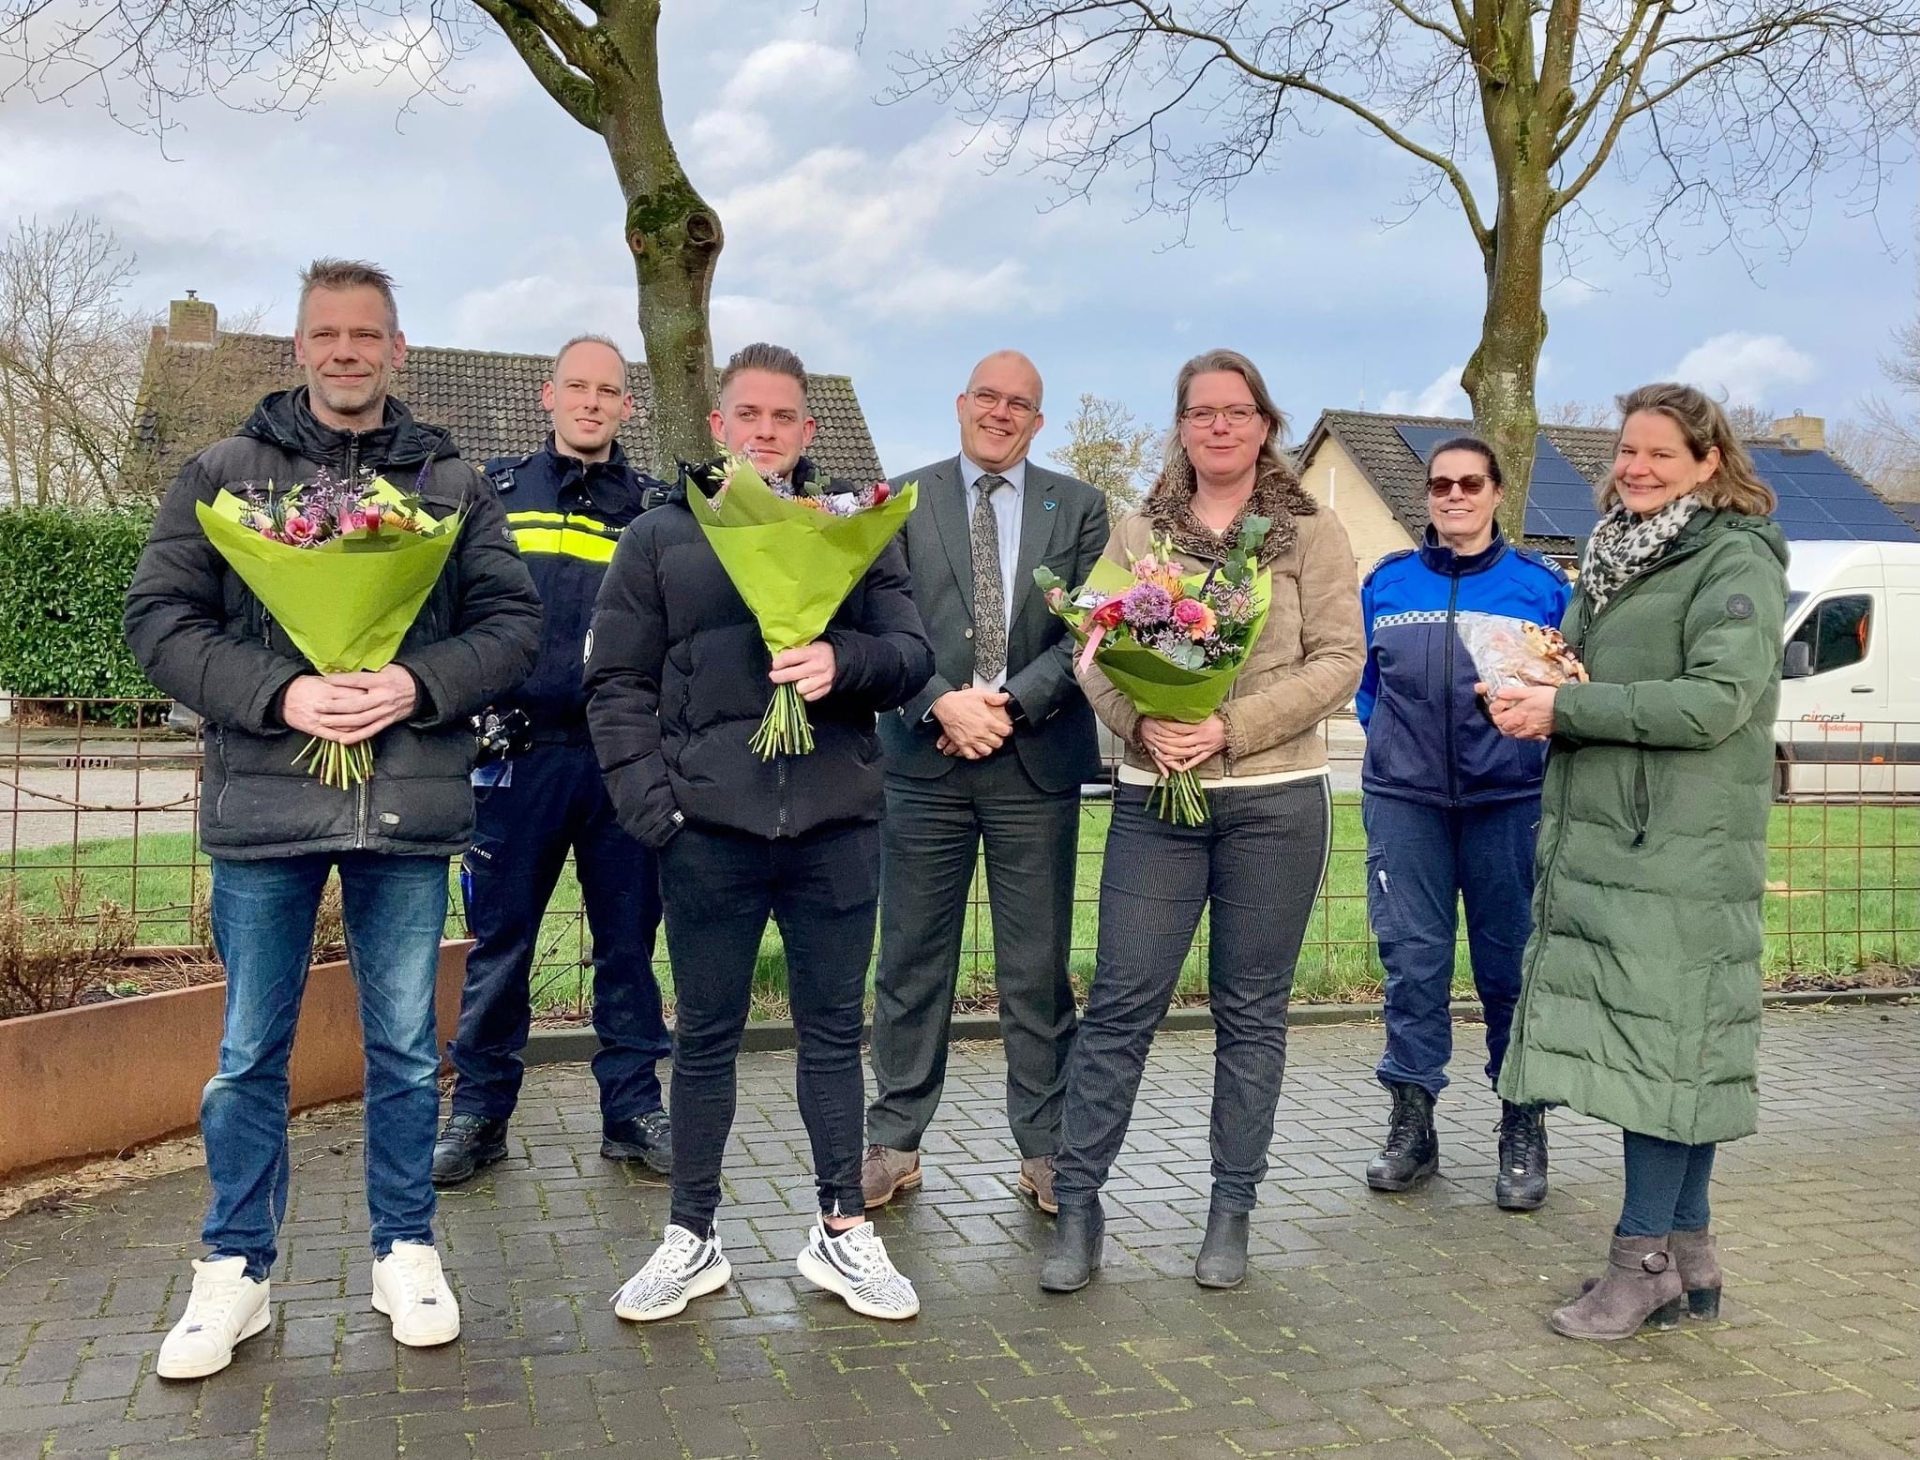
[452,742,667,1124]
[1054,779,1331,1214]
[1364,793,1539,1097]
[203,852,448,1279]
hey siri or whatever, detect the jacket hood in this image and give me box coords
[240,388,458,475]
[1677,508,1791,569]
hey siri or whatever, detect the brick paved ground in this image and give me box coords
[1,1005,1914,1460]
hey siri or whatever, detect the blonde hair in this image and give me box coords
[298,258,398,333]
[1153,348,1293,500]
[1605,382,1776,515]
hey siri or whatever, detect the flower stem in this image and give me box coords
[748,683,816,760]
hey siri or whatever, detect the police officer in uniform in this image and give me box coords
[432,334,674,1185]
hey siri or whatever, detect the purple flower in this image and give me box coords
[1122,583,1173,627]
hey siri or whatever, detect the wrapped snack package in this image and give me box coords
[1455,611,1587,694]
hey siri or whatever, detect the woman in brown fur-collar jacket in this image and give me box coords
[1040,349,1365,1296]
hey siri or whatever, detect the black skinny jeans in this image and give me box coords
[659,821,877,1233]
[1054,778,1332,1214]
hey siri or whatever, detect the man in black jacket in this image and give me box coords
[587,342,934,1324]
[432,335,673,1187]
[124,260,541,1379]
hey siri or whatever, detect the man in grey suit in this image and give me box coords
[864,350,1110,1214]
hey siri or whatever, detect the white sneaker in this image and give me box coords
[370,1241,461,1347]
[156,1256,271,1380]
[796,1221,920,1320]
[612,1223,731,1322]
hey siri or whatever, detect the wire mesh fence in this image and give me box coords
[2,698,1915,1020]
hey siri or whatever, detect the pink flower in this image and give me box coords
[285,514,316,544]
[1172,598,1207,627]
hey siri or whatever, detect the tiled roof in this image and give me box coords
[129,331,883,486]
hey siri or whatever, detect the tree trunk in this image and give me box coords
[597,6,723,470]
[1463,80,1553,544]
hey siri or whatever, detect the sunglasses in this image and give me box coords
[1427,474,1495,497]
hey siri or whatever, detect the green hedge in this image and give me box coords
[0,507,160,721]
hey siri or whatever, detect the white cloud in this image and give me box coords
[1670,332,1816,407]
[687,108,779,178]
[1380,364,1468,418]
[728,39,858,96]
[449,276,642,355]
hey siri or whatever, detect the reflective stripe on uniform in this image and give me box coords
[511,525,618,563]
[506,509,618,536]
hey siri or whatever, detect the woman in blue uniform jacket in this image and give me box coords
[1355,437,1571,1208]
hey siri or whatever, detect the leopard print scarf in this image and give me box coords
[1579,493,1703,612]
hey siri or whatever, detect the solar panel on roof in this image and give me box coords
[1382,423,1920,544]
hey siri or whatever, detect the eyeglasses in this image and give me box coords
[1179,405,1262,428]
[1427,474,1495,497]
[969,387,1039,419]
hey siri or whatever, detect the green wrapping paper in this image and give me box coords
[689,455,919,757]
[195,480,462,786]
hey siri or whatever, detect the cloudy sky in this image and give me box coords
[2,0,1915,474]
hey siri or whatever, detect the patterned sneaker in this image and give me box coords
[156,1256,271,1380]
[371,1241,461,1348]
[612,1224,731,1322]
[795,1221,920,1320]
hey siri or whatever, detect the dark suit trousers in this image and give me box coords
[868,754,1081,1158]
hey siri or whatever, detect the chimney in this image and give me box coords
[1770,410,1825,451]
[167,290,219,347]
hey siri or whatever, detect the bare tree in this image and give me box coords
[1862,268,1920,496]
[898,2,1920,538]
[0,216,143,507]
[1,0,722,464]
[1051,393,1160,520]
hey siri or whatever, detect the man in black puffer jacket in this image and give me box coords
[124,260,540,1380]
[588,342,934,1325]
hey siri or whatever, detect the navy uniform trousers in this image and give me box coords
[450,740,669,1122]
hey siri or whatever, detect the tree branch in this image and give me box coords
[468,0,600,129]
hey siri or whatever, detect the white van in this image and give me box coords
[1776,540,1920,799]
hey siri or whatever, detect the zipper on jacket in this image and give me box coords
[1443,571,1461,804]
[775,754,790,838]
[355,774,370,849]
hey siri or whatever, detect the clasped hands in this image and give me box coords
[1139,715,1228,773]
[933,685,1013,760]
[281,666,418,745]
[1479,682,1557,741]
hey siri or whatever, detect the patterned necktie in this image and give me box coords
[970,474,1009,681]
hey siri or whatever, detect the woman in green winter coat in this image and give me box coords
[1484,383,1787,1343]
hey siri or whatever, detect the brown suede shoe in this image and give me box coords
[861,1145,921,1209]
[1551,1234,1684,1341]
[1018,1156,1059,1215]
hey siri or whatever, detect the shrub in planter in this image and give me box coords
[0,879,136,1019]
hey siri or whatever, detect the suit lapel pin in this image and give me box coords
[1043,500,1057,511]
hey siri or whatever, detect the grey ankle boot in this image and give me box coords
[1551,1234,1684,1341]
[1194,1206,1249,1289]
[1039,1200,1104,1293]
[1669,1227,1723,1318]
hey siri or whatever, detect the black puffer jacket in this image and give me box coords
[585,460,934,846]
[124,389,542,860]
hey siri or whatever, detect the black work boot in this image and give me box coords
[1039,1199,1105,1293]
[601,1109,672,1175]
[1365,1083,1439,1191]
[1494,1100,1549,1210]
[431,1113,509,1188]
[1194,1205,1250,1289]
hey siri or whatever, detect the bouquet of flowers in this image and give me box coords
[195,470,463,788]
[1455,612,1587,694]
[686,452,918,758]
[1037,517,1272,824]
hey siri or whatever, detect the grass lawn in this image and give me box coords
[8,797,1915,1017]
